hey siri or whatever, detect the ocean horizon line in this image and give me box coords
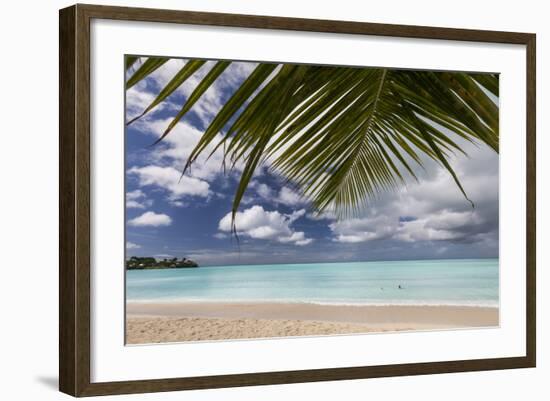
[193,257,500,269]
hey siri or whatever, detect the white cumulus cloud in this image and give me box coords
[394,210,481,242]
[330,215,397,243]
[329,208,487,244]
[128,165,210,200]
[126,189,153,209]
[128,211,172,227]
[255,182,275,199]
[126,241,141,249]
[143,59,256,122]
[130,119,247,191]
[276,186,308,207]
[248,182,310,208]
[218,205,312,246]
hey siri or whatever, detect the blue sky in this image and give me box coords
[125,58,499,266]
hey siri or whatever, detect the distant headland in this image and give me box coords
[126,256,198,270]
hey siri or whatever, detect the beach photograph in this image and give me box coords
[124,57,499,344]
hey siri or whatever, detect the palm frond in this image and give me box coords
[128,59,207,125]
[125,56,139,71]
[124,55,499,222]
[126,57,168,89]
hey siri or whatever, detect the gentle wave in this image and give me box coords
[126,298,499,308]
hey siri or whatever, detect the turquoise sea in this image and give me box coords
[126,258,499,307]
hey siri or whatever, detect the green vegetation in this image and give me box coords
[126,256,198,270]
[126,58,499,230]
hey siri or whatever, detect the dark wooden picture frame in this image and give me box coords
[59,3,536,397]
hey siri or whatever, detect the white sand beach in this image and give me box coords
[126,302,499,344]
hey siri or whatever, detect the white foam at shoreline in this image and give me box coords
[126,298,499,308]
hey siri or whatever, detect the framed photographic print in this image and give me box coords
[59,4,536,397]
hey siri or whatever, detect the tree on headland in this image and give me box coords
[125,57,498,231]
[126,256,198,269]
